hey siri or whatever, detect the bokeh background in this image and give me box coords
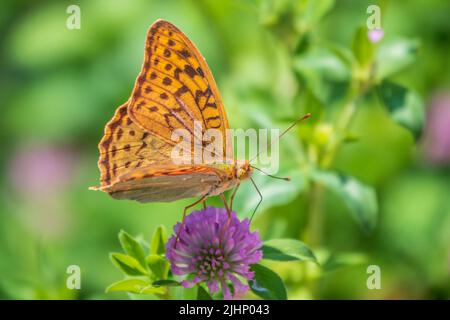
[1,0,449,299]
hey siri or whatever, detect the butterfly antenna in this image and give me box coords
[249,113,311,163]
[250,165,290,181]
[249,177,263,223]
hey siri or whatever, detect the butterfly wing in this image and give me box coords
[96,102,177,187]
[101,165,234,203]
[92,20,239,202]
[128,19,233,161]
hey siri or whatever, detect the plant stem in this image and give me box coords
[303,182,324,246]
[302,67,374,246]
[320,99,357,168]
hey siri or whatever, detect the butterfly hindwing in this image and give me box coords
[103,165,234,203]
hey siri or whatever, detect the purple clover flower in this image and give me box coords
[368,28,384,43]
[166,207,262,299]
[422,91,450,166]
[9,143,75,200]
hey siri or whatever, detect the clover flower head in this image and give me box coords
[166,207,262,299]
[422,92,450,165]
[368,28,384,43]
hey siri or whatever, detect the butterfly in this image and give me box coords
[91,19,256,218]
[90,19,307,227]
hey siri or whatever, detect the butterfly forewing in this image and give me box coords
[128,19,233,161]
[97,102,176,187]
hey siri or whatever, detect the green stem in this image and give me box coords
[321,72,373,168]
[303,182,324,246]
[320,99,357,168]
[302,66,374,246]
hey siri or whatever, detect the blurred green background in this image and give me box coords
[0,0,449,299]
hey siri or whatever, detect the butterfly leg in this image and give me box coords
[202,200,207,210]
[229,182,240,212]
[219,193,231,225]
[174,194,208,248]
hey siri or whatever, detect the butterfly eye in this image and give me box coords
[236,165,252,180]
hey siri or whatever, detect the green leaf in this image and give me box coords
[262,239,317,263]
[150,226,167,255]
[152,279,180,287]
[146,254,170,280]
[139,285,167,295]
[110,253,148,276]
[376,38,420,80]
[343,131,360,143]
[105,278,165,294]
[249,264,287,300]
[118,230,147,269]
[321,252,368,273]
[197,286,213,300]
[301,0,335,29]
[294,48,350,106]
[259,0,293,27]
[325,41,355,68]
[311,170,378,232]
[106,279,149,293]
[352,26,374,68]
[294,48,350,80]
[377,80,424,140]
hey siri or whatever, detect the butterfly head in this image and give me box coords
[236,160,253,181]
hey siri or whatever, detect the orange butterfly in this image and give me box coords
[90,20,307,225]
[90,20,256,217]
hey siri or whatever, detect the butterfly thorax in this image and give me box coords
[201,160,252,197]
[207,160,253,182]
